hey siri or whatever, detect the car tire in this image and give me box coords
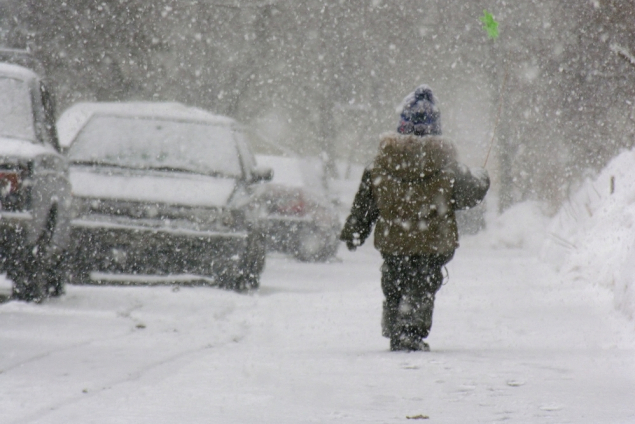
[11,252,48,302]
[11,210,59,302]
[67,251,91,285]
[227,230,266,292]
[293,226,337,262]
[11,245,63,302]
[238,270,260,292]
[222,270,260,292]
[47,251,70,297]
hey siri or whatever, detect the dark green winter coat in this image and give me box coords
[341,132,490,255]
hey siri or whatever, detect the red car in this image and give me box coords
[254,155,340,262]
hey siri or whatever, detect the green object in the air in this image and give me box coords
[480,10,499,39]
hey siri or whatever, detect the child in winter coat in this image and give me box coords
[340,85,490,351]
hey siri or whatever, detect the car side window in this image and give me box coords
[0,76,36,141]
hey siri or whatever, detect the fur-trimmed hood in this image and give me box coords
[374,132,457,181]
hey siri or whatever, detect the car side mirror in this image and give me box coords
[250,166,273,184]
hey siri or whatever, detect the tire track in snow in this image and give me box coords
[0,304,143,374]
[7,330,250,424]
[3,292,253,424]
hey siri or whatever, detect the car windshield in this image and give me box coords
[0,76,36,141]
[67,115,242,178]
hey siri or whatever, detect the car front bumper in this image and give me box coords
[71,216,249,277]
[0,210,33,251]
[0,210,33,229]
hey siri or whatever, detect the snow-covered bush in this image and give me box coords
[541,150,635,319]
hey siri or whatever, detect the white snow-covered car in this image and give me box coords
[58,102,272,290]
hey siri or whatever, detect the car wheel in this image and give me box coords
[11,243,59,302]
[11,253,48,302]
[237,270,260,292]
[67,251,91,285]
[227,230,266,292]
[320,239,340,260]
[47,251,70,297]
[12,211,58,302]
[221,270,260,292]
[293,226,336,262]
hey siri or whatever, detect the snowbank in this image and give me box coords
[541,150,635,319]
[463,200,551,254]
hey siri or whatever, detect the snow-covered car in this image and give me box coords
[254,155,340,262]
[0,56,71,302]
[58,102,272,290]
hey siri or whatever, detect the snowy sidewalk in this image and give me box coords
[1,241,634,423]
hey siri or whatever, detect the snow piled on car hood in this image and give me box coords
[70,168,236,207]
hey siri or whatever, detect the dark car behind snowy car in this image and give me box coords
[58,102,272,290]
[253,155,340,262]
[0,55,71,302]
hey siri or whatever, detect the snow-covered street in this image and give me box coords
[2,235,634,424]
[4,2,635,423]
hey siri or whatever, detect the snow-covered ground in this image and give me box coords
[2,156,635,422]
[2,211,634,423]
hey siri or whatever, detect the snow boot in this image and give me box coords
[390,332,430,352]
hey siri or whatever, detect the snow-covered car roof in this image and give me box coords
[0,62,39,82]
[57,101,236,149]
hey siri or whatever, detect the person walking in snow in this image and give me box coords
[340,85,490,351]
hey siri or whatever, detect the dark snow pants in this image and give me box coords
[381,252,454,341]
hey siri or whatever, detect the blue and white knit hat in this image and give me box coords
[397,85,442,136]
